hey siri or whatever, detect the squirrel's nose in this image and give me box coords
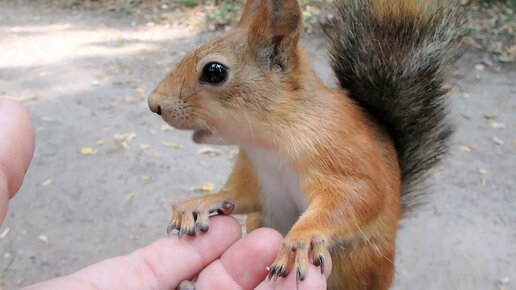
[151,104,162,115]
[148,92,162,115]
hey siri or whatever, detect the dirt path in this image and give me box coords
[0,2,515,289]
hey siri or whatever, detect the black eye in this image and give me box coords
[200,62,228,84]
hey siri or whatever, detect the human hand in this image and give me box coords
[0,98,35,222]
[23,216,331,290]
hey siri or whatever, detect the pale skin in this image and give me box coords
[0,98,331,290]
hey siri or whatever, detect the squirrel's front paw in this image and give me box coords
[268,234,329,283]
[168,196,234,239]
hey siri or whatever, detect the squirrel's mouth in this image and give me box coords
[193,129,213,143]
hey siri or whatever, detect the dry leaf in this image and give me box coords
[492,137,504,145]
[139,174,151,181]
[162,141,184,149]
[121,142,130,150]
[114,132,136,142]
[147,129,156,135]
[139,143,151,150]
[20,94,40,101]
[490,122,506,129]
[431,170,441,177]
[459,145,473,153]
[474,64,485,71]
[96,139,106,145]
[136,86,146,94]
[483,112,497,119]
[122,95,138,103]
[41,179,52,186]
[197,147,223,157]
[114,132,136,150]
[37,235,49,244]
[192,182,215,193]
[160,124,172,131]
[80,147,98,155]
[0,227,10,239]
[41,116,54,122]
[126,192,136,201]
[198,161,209,167]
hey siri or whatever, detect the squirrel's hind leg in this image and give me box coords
[328,238,395,290]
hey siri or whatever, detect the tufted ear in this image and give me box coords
[245,0,303,71]
[237,0,261,28]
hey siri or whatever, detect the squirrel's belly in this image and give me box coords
[244,147,307,235]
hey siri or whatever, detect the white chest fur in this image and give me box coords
[244,147,307,235]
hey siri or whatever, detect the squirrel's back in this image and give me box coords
[325,0,464,212]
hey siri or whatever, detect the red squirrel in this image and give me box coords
[147,0,463,289]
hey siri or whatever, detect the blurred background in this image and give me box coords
[0,0,514,289]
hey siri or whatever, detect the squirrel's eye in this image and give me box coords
[200,62,228,85]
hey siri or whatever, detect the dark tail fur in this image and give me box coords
[324,0,464,212]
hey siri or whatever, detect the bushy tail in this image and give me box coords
[324,0,464,212]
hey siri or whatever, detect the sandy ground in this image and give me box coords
[0,2,515,290]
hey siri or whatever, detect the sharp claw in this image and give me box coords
[178,230,185,240]
[314,254,324,274]
[296,267,305,281]
[221,201,234,214]
[195,222,209,233]
[319,256,325,275]
[280,265,288,277]
[267,266,276,281]
[167,222,176,236]
[186,228,196,236]
[178,280,196,290]
[210,201,235,215]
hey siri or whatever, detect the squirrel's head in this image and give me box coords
[148,0,304,146]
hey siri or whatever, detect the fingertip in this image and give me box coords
[212,227,283,289]
[247,227,283,242]
[129,215,242,288]
[204,215,243,240]
[299,263,329,290]
[0,98,35,199]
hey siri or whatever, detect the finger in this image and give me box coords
[255,252,332,290]
[194,228,283,290]
[0,99,35,221]
[23,216,242,290]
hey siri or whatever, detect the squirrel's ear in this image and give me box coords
[238,0,260,28]
[246,0,302,70]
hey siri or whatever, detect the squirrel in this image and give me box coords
[147,0,463,289]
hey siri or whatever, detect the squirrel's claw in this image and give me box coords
[166,222,176,236]
[167,198,235,238]
[267,234,328,284]
[177,280,195,290]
